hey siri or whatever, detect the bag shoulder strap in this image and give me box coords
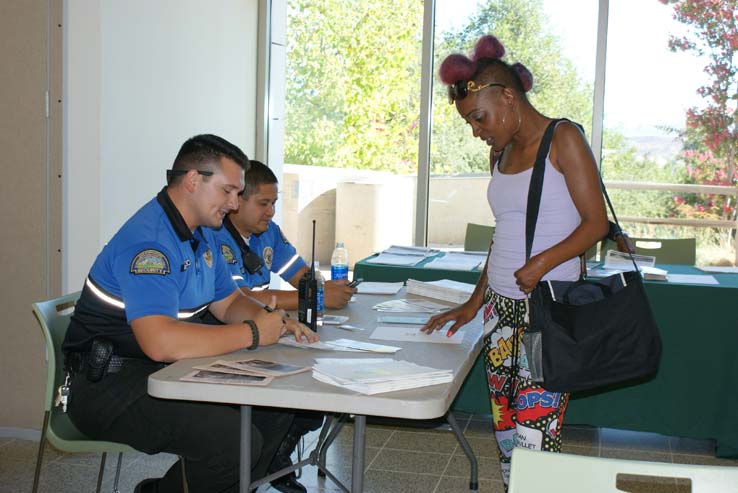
[524,118,571,260]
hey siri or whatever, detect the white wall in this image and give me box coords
[64,0,259,293]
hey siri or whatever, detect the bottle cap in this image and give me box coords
[336,242,344,248]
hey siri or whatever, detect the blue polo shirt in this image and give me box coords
[63,188,238,358]
[214,217,306,290]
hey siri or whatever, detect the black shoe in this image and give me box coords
[270,473,307,493]
[134,477,160,493]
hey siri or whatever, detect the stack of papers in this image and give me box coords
[601,250,668,280]
[406,278,475,304]
[356,281,404,294]
[180,358,310,386]
[372,298,449,313]
[312,357,453,394]
[365,245,440,266]
[279,337,401,353]
[370,325,462,345]
[423,251,486,271]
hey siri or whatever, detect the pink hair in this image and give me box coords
[439,35,533,93]
[512,62,533,93]
[472,35,505,61]
[438,54,475,85]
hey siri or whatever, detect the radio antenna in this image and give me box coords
[310,219,316,277]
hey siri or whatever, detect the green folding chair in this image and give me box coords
[32,292,135,493]
[464,223,495,252]
[601,237,696,265]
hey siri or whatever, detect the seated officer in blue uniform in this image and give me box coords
[62,134,317,493]
[212,160,356,493]
[215,160,356,309]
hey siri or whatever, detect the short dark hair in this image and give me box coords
[168,134,249,185]
[242,160,278,199]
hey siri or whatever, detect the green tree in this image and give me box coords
[285,0,423,172]
[659,0,738,225]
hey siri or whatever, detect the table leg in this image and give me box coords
[240,405,252,493]
[447,412,478,491]
[351,415,366,493]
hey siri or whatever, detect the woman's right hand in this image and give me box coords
[421,301,479,337]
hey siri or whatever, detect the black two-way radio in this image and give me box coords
[298,220,319,332]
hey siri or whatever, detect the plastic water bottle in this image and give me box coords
[331,242,349,281]
[314,262,325,327]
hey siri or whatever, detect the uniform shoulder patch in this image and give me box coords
[221,244,237,264]
[263,246,274,270]
[130,249,171,275]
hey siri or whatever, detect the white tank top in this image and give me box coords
[486,153,581,299]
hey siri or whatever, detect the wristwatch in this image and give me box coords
[244,320,259,350]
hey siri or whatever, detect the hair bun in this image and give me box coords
[472,35,505,61]
[439,54,475,85]
[512,62,533,92]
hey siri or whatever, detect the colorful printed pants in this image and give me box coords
[482,287,569,486]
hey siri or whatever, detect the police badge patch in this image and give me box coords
[130,249,170,275]
[221,244,237,264]
[263,246,274,270]
[203,249,213,268]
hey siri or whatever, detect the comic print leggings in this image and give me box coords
[482,286,569,487]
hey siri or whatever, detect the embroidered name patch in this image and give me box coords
[263,246,274,270]
[221,244,237,264]
[130,249,170,275]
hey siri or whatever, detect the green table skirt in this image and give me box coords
[355,255,738,457]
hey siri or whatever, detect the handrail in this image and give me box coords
[604,180,738,264]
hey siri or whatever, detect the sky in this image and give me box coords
[435,0,711,137]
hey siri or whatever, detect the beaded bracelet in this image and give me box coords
[244,320,259,350]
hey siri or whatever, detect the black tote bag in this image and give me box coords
[522,119,662,393]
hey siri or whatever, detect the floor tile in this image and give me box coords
[328,423,395,449]
[669,436,716,456]
[369,448,451,475]
[363,469,441,493]
[384,429,460,454]
[454,435,500,458]
[600,448,673,463]
[445,453,502,482]
[672,452,738,467]
[600,428,671,453]
[562,442,599,457]
[37,462,102,493]
[435,475,506,493]
[463,418,495,437]
[561,424,599,446]
[4,439,63,463]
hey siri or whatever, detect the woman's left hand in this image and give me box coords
[514,256,547,294]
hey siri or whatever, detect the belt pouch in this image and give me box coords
[87,337,114,382]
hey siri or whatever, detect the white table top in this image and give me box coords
[148,289,484,420]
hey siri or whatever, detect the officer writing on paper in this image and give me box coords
[62,134,317,493]
[213,159,356,310]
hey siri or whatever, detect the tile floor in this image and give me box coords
[2,413,736,493]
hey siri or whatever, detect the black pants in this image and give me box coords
[67,359,293,493]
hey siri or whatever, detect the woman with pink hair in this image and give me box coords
[423,34,608,488]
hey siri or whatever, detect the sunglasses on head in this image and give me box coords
[448,80,506,104]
